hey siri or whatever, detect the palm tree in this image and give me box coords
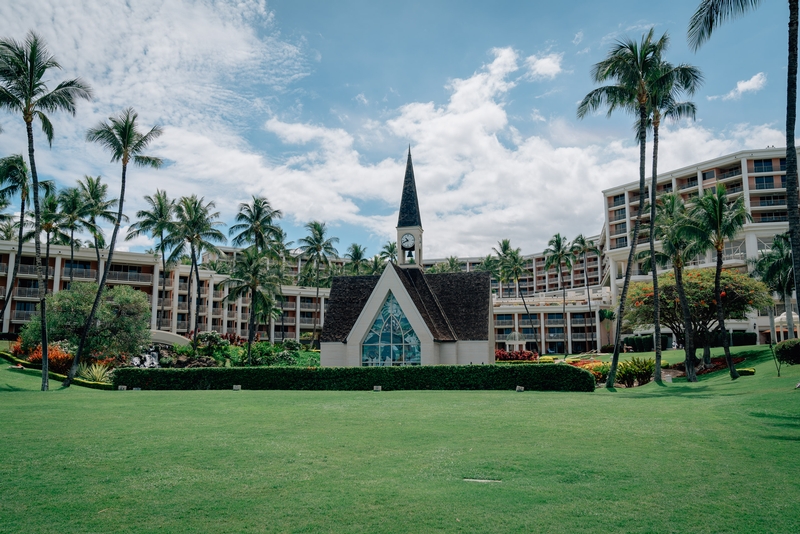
[127,190,176,331]
[224,247,282,365]
[366,255,386,275]
[689,2,800,319]
[298,221,339,347]
[58,187,96,285]
[0,220,15,241]
[571,235,602,351]
[22,192,68,295]
[544,233,573,358]
[578,28,668,387]
[752,233,795,342]
[229,196,282,255]
[380,241,398,264]
[78,175,120,282]
[166,195,226,351]
[65,108,162,386]
[686,183,751,379]
[0,155,52,324]
[493,239,514,297]
[501,247,538,353]
[345,243,368,275]
[0,31,92,391]
[643,193,704,382]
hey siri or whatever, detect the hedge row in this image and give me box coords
[774,339,800,365]
[113,364,595,392]
[0,352,113,390]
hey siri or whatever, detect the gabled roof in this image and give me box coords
[397,148,422,228]
[319,275,380,343]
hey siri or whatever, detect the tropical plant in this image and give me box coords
[58,186,97,284]
[492,239,514,297]
[78,175,120,282]
[0,219,15,241]
[345,243,368,275]
[166,195,226,351]
[380,241,398,264]
[571,234,601,350]
[229,196,282,255]
[127,189,176,331]
[751,233,794,343]
[686,182,751,379]
[366,255,386,275]
[500,247,538,351]
[544,233,573,357]
[474,254,501,286]
[0,30,93,390]
[297,221,339,346]
[22,192,68,294]
[689,1,800,326]
[77,362,112,384]
[577,28,669,387]
[0,155,52,322]
[223,246,283,365]
[65,108,162,386]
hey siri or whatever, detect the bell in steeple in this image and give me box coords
[397,147,423,268]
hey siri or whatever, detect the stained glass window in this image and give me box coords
[361,292,421,366]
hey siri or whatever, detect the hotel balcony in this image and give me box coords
[13,310,36,321]
[176,321,189,331]
[213,290,224,299]
[494,319,514,327]
[13,287,42,299]
[157,278,174,289]
[106,271,153,283]
[61,268,97,280]
[0,263,7,274]
[299,317,316,325]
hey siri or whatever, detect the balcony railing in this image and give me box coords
[757,214,788,223]
[299,317,316,325]
[213,290,224,299]
[280,301,296,309]
[546,333,565,340]
[158,278,173,289]
[226,328,237,335]
[211,308,225,317]
[178,282,189,291]
[546,319,564,325]
[158,324,172,331]
[0,263,7,274]
[176,321,189,330]
[17,264,41,275]
[679,180,698,190]
[494,320,514,327]
[61,268,97,280]
[760,198,787,207]
[13,310,35,321]
[106,271,153,283]
[719,167,742,179]
[177,302,189,311]
[300,302,319,310]
[755,182,776,190]
[13,287,41,298]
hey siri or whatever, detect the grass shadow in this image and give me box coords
[761,434,800,441]
[0,383,30,392]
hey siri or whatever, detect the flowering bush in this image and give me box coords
[11,338,24,357]
[569,359,610,383]
[495,349,537,361]
[27,342,74,374]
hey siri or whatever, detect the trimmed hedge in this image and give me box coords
[774,339,800,365]
[113,364,595,392]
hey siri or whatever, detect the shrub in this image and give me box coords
[615,357,655,387]
[495,349,536,361]
[538,356,555,363]
[615,361,637,388]
[600,344,615,353]
[77,362,113,384]
[281,339,302,352]
[113,364,596,392]
[27,343,74,374]
[572,360,610,383]
[774,339,800,365]
[736,367,756,376]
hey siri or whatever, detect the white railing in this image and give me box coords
[61,268,96,279]
[106,271,153,283]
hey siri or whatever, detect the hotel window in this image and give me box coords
[754,159,773,173]
[361,292,421,367]
[780,158,787,171]
[702,170,715,181]
[611,194,625,207]
[755,176,774,190]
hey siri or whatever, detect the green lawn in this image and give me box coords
[1,347,799,533]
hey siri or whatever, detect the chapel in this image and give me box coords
[320,149,494,367]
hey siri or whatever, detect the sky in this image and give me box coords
[0,0,790,259]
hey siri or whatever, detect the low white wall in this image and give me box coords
[456,341,492,365]
[320,342,346,367]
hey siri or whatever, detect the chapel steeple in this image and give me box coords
[397,147,423,267]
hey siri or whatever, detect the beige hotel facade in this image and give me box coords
[0,147,794,351]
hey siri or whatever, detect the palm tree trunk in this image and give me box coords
[518,279,537,354]
[313,258,320,349]
[44,233,50,295]
[785,292,795,339]
[192,247,201,352]
[650,118,663,382]
[785,0,800,331]
[675,265,697,382]
[0,198,25,327]
[247,287,256,365]
[606,105,647,388]
[65,161,128,386]
[583,254,592,351]
[69,228,75,284]
[94,231,101,283]
[159,238,167,331]
[715,249,739,379]
[560,269,567,357]
[768,304,776,344]
[25,120,49,391]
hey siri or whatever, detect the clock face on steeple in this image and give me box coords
[401,233,415,249]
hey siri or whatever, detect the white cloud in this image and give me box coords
[355,93,369,105]
[573,32,583,45]
[531,109,546,122]
[707,72,767,101]
[524,52,563,81]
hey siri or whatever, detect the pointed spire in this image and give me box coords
[397,147,422,227]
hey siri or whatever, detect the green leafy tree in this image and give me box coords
[686,182,751,379]
[366,254,386,275]
[22,192,68,295]
[571,234,602,350]
[345,243,368,275]
[751,233,794,342]
[0,155,52,321]
[298,221,338,345]
[66,108,162,386]
[127,190,176,331]
[474,254,501,284]
[229,196,282,255]
[500,247,538,351]
[578,28,669,386]
[380,241,397,264]
[167,195,226,351]
[492,239,514,297]
[58,187,97,284]
[78,175,121,282]
[544,233,573,357]
[689,1,800,326]
[0,31,92,390]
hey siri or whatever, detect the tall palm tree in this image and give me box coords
[345,243,368,275]
[544,233,573,358]
[686,183,751,379]
[22,192,68,295]
[127,190,176,331]
[366,255,386,275]
[65,108,162,386]
[752,233,795,342]
[501,247,539,353]
[578,28,668,387]
[0,219,15,241]
[58,187,96,285]
[229,196,282,255]
[0,155,52,324]
[571,235,602,351]
[380,241,398,264]
[493,239,514,298]
[642,193,705,382]
[644,60,702,381]
[78,175,120,282]
[0,31,92,391]
[166,195,226,351]
[298,221,339,346]
[689,2,800,320]
[224,246,282,365]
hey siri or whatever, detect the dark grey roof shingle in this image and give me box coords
[320,275,380,343]
[397,148,422,228]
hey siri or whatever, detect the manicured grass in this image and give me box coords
[591,344,762,365]
[1,347,799,533]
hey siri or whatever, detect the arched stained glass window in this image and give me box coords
[361,291,421,366]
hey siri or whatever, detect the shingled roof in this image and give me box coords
[321,265,491,343]
[397,148,422,228]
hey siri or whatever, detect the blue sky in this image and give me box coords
[0,0,789,259]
